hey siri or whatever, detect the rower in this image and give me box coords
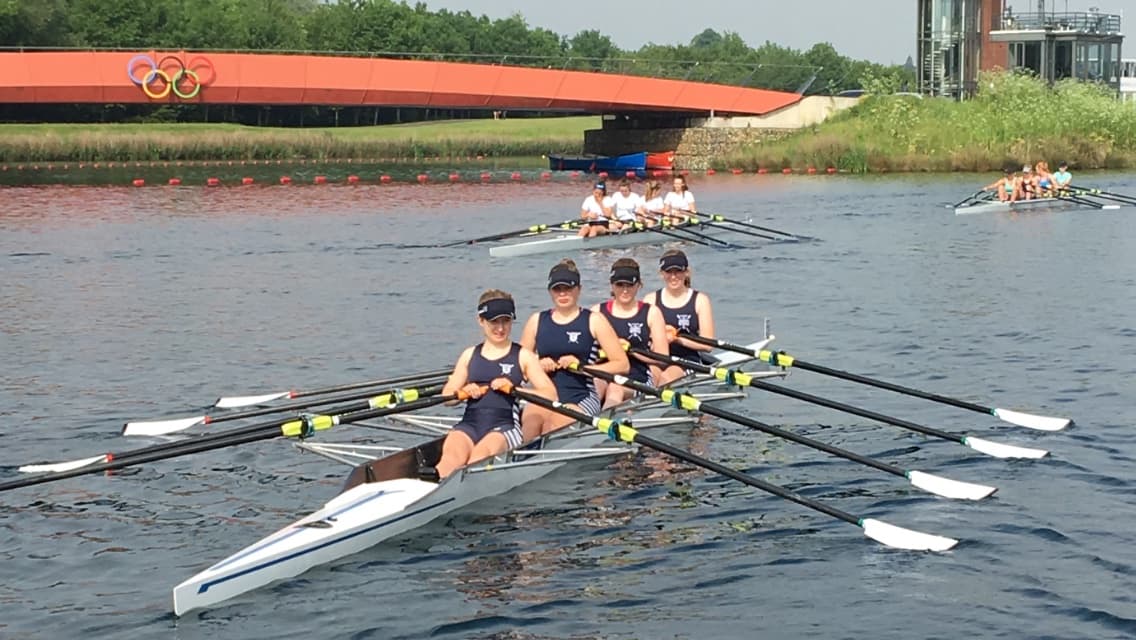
[637,179,665,226]
[609,178,643,232]
[1053,161,1072,192]
[577,182,614,238]
[590,258,681,407]
[663,175,697,222]
[431,290,557,479]
[519,259,628,439]
[983,168,1017,202]
[642,249,716,382]
[1017,164,1036,200]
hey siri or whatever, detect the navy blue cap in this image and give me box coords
[610,265,641,284]
[478,297,516,320]
[659,252,689,272]
[547,265,581,289]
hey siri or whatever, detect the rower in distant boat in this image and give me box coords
[1017,164,1036,199]
[577,182,614,238]
[590,258,682,407]
[609,178,643,231]
[1034,161,1054,197]
[1053,161,1072,192]
[643,250,717,370]
[983,167,1018,202]
[520,259,628,439]
[431,290,557,479]
[663,175,697,221]
[637,179,665,226]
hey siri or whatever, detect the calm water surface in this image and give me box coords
[1,173,1134,639]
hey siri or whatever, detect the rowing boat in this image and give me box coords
[489,219,747,258]
[954,194,1120,215]
[172,338,778,615]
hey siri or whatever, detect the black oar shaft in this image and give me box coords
[189,382,446,427]
[439,220,578,246]
[700,212,805,240]
[287,369,452,399]
[676,333,998,418]
[586,364,907,478]
[2,395,453,492]
[702,221,777,241]
[508,386,860,526]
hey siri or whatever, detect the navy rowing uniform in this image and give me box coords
[654,289,702,363]
[454,342,525,448]
[599,300,652,383]
[535,309,602,415]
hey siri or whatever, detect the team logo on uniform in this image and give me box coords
[627,322,644,339]
[500,363,514,375]
[676,314,693,330]
[566,331,581,343]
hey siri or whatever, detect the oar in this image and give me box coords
[575,364,996,498]
[21,385,446,474]
[643,211,777,242]
[503,384,957,551]
[3,392,462,491]
[950,190,991,208]
[674,333,1071,432]
[436,219,582,247]
[1067,185,1136,206]
[1055,193,1118,210]
[676,209,812,241]
[634,350,1045,460]
[213,367,451,408]
[626,218,730,248]
[123,382,447,437]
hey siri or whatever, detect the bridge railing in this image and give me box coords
[998,11,1122,35]
[0,47,821,94]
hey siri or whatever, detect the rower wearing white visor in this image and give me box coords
[520,259,628,439]
[591,258,683,406]
[432,290,557,479]
[608,178,643,231]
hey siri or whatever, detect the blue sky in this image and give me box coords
[419,0,1132,64]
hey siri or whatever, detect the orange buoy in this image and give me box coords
[730,168,742,175]
[480,172,492,182]
[625,170,636,178]
[570,171,581,179]
[279,176,293,185]
[540,171,551,180]
[168,177,182,186]
[314,175,328,184]
[380,174,392,184]
[416,174,429,184]
[510,171,522,181]
[347,175,360,184]
[757,167,769,175]
[598,171,609,179]
[132,178,145,187]
[706,168,716,176]
[241,177,254,185]
[781,168,793,175]
[827,166,837,174]
[806,166,817,175]
[206,177,221,186]
[449,173,461,182]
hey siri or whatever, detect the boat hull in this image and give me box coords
[173,340,775,615]
[488,220,745,258]
[955,197,1084,215]
[548,152,647,173]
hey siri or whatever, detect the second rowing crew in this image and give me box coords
[431,249,712,478]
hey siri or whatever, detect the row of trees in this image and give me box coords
[0,0,914,125]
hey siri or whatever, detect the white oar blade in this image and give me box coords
[965,436,1048,459]
[993,408,1071,432]
[122,416,205,437]
[1102,205,1120,210]
[213,391,289,409]
[19,454,110,474]
[907,470,996,500]
[861,518,958,551]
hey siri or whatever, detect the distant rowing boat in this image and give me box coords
[954,192,1123,215]
[489,218,748,258]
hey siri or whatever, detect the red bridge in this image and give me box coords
[0,51,801,116]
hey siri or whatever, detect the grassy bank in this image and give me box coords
[726,72,1136,172]
[0,116,597,162]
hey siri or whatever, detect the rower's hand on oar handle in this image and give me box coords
[488,377,513,393]
[556,355,581,370]
[456,384,488,401]
[665,325,679,342]
[538,357,558,373]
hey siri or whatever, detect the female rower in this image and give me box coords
[663,175,697,221]
[591,258,683,406]
[520,259,629,438]
[1053,161,1072,191]
[433,290,557,479]
[1035,161,1054,196]
[637,179,665,226]
[984,168,1017,202]
[642,249,716,370]
[577,182,613,238]
[609,178,643,231]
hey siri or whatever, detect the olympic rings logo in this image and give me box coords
[127,54,216,100]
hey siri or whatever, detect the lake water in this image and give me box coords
[1,173,1134,639]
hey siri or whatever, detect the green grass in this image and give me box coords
[725,71,1136,172]
[0,117,599,162]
